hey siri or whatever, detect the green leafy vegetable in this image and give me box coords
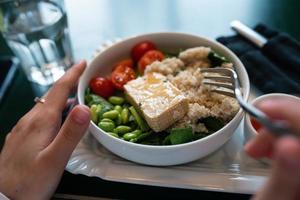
[193,132,209,140]
[200,116,225,132]
[85,92,114,119]
[170,127,194,145]
[163,49,183,58]
[208,51,229,67]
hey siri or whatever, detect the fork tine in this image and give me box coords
[203,81,234,90]
[211,89,235,97]
[203,75,232,83]
[201,68,232,76]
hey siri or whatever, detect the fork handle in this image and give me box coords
[230,20,267,48]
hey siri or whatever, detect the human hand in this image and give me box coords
[245,97,300,200]
[0,61,91,200]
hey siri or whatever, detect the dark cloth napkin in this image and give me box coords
[217,24,300,94]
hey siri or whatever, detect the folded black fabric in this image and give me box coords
[217,24,300,94]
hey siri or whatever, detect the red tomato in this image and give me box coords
[89,77,114,98]
[138,50,165,74]
[114,58,133,69]
[250,118,262,131]
[111,65,136,90]
[131,41,156,63]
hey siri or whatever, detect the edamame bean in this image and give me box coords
[114,125,132,135]
[115,114,122,126]
[108,96,125,105]
[123,130,142,141]
[102,110,119,119]
[114,105,122,113]
[101,118,114,124]
[129,138,138,143]
[107,132,119,138]
[121,107,129,124]
[90,104,102,123]
[98,121,115,132]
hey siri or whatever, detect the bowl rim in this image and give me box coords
[78,31,250,149]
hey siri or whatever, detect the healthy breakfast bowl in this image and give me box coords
[78,32,250,166]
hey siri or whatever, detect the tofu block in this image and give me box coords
[124,73,188,132]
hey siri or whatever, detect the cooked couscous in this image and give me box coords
[145,47,239,133]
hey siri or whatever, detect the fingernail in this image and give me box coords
[73,106,90,124]
[74,60,86,68]
[78,60,86,65]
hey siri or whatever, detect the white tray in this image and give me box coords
[66,122,270,194]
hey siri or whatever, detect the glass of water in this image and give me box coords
[0,0,73,86]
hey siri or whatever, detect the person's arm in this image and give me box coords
[0,61,91,200]
[245,97,300,200]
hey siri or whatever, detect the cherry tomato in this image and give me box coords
[138,50,165,74]
[250,118,262,131]
[114,58,133,69]
[131,41,156,63]
[89,77,115,98]
[111,65,136,90]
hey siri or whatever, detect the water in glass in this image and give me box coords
[1,0,73,86]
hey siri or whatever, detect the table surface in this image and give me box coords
[1,0,300,199]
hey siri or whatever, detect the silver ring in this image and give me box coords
[34,97,46,104]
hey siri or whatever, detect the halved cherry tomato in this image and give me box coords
[138,50,165,74]
[131,41,156,63]
[89,77,115,98]
[114,58,133,69]
[111,65,136,90]
[250,118,262,131]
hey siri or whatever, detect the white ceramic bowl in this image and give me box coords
[244,93,300,143]
[78,32,250,166]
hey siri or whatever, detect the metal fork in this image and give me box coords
[201,67,294,137]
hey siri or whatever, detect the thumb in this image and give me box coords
[253,137,300,200]
[46,105,90,164]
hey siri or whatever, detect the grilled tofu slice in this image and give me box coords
[124,73,188,132]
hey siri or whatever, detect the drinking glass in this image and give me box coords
[0,0,73,86]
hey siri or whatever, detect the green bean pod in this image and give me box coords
[129,106,149,132]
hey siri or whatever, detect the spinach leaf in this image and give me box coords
[200,116,224,132]
[85,92,114,118]
[170,126,194,145]
[208,51,229,67]
[193,132,209,140]
[162,134,171,145]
